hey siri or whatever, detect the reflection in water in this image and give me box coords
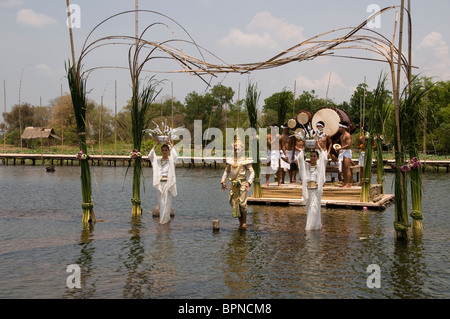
[64,224,96,299]
[121,216,146,298]
[223,230,250,298]
[120,217,177,298]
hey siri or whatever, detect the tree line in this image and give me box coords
[2,77,449,154]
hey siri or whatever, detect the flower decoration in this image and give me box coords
[400,157,421,173]
[130,149,142,159]
[400,164,411,173]
[409,157,421,170]
[76,150,88,160]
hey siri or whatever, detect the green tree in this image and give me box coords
[3,103,34,133]
[349,83,375,126]
[423,79,450,154]
[183,84,235,132]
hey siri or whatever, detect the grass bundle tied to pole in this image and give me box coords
[400,76,432,233]
[373,73,391,195]
[130,77,161,216]
[66,62,96,224]
[245,82,262,198]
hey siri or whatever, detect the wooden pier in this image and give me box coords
[1,153,449,172]
[0,153,226,168]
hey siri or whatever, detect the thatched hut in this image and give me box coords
[21,126,61,147]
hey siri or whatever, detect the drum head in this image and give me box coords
[311,107,341,137]
[287,118,297,129]
[296,111,311,125]
[294,128,306,139]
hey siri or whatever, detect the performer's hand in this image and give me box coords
[221,182,228,191]
[247,182,251,191]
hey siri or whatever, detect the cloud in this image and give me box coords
[417,31,450,79]
[419,31,448,58]
[16,9,57,28]
[220,11,304,50]
[35,64,53,76]
[247,11,304,42]
[0,0,23,8]
[221,28,279,50]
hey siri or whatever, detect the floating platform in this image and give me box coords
[248,182,394,210]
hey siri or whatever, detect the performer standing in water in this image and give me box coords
[296,145,328,231]
[221,139,255,229]
[148,138,178,224]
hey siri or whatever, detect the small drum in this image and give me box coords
[311,107,351,137]
[294,128,306,140]
[296,110,312,125]
[287,118,297,129]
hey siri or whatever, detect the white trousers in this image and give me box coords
[305,187,322,231]
[158,183,173,224]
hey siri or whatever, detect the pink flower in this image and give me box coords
[401,164,410,173]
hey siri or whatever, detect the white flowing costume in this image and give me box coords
[149,146,178,224]
[296,149,328,231]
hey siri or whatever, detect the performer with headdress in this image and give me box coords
[148,138,178,224]
[313,121,328,151]
[296,145,328,231]
[221,139,255,229]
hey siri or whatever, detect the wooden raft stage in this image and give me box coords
[248,182,394,210]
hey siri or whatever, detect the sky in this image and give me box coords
[1,0,449,122]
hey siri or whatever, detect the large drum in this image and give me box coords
[296,110,312,126]
[311,107,351,137]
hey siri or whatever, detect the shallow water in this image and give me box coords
[0,165,448,299]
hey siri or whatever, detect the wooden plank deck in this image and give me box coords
[248,182,394,210]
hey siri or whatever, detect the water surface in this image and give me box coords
[0,165,448,298]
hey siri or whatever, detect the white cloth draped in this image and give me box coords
[149,147,178,224]
[296,149,327,231]
[338,149,352,172]
[269,150,279,171]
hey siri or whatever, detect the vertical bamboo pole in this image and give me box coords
[66,0,95,224]
[40,97,43,162]
[394,0,409,241]
[3,80,6,151]
[171,81,174,128]
[66,0,76,71]
[115,80,117,155]
[363,76,366,130]
[18,69,23,151]
[293,80,296,117]
[100,96,103,160]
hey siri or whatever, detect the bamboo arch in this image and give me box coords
[67,5,413,233]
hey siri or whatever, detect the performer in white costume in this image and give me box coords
[148,139,178,224]
[296,147,328,231]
